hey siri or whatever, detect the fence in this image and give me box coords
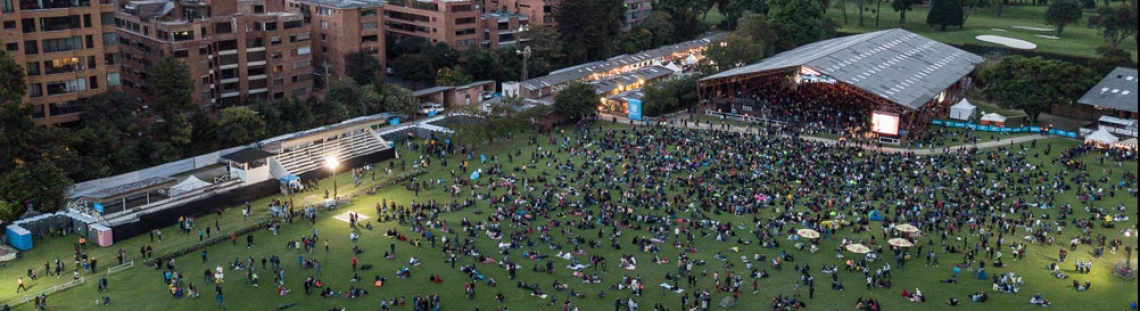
[107,260,134,274]
[931,120,1079,138]
[6,277,84,307]
[704,110,790,128]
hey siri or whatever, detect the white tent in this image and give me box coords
[980,113,1006,123]
[170,176,211,197]
[685,54,699,65]
[664,62,683,74]
[949,99,976,121]
[1116,138,1138,150]
[1085,129,1119,145]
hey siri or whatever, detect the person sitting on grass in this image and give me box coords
[946,297,959,306]
[970,292,988,302]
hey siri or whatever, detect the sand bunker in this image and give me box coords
[976,35,1037,49]
[1012,25,1054,32]
[1034,34,1060,40]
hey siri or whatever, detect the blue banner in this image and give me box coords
[627,99,643,121]
[93,203,104,213]
[389,117,400,126]
[427,109,437,117]
[932,120,1078,137]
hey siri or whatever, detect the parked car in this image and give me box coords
[419,103,444,115]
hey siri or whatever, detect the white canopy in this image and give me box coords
[664,62,683,74]
[685,54,699,65]
[170,175,211,197]
[1117,138,1138,150]
[1086,129,1119,144]
[949,99,976,121]
[980,113,1006,123]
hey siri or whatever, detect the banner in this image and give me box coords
[389,117,400,126]
[627,99,643,121]
[93,203,104,213]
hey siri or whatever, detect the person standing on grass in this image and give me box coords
[16,277,26,293]
[216,285,226,309]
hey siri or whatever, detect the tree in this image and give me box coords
[435,66,472,86]
[323,78,362,123]
[927,0,965,30]
[392,53,434,88]
[345,51,382,85]
[699,33,767,74]
[376,83,419,116]
[553,82,599,118]
[641,11,678,47]
[1087,5,1138,48]
[736,13,784,56]
[979,56,1096,124]
[771,0,835,47]
[962,0,992,24]
[553,0,625,62]
[463,49,505,82]
[1090,45,1137,74]
[217,106,267,147]
[1045,0,1084,36]
[82,91,137,130]
[426,42,461,71]
[150,57,196,116]
[0,161,72,216]
[892,0,918,27]
[280,96,316,132]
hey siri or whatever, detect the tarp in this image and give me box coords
[980,113,1006,123]
[719,296,737,308]
[949,99,976,121]
[868,210,884,221]
[279,175,301,186]
[470,172,481,180]
[664,62,683,74]
[171,175,211,197]
[1086,129,1119,144]
[685,54,699,65]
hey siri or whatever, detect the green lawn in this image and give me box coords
[1,121,1136,311]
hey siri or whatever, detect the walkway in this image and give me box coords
[598,113,1062,155]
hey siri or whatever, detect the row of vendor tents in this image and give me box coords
[951,98,1137,150]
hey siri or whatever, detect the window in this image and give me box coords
[83,14,91,27]
[283,20,303,29]
[88,55,95,69]
[173,50,189,58]
[2,0,12,13]
[101,12,114,25]
[104,53,116,65]
[2,21,15,29]
[44,57,83,74]
[264,22,277,31]
[290,32,310,42]
[246,37,264,48]
[172,30,194,41]
[89,76,98,90]
[270,36,281,45]
[107,73,120,86]
[455,28,475,36]
[320,20,327,29]
[29,84,42,98]
[273,92,284,100]
[361,9,376,17]
[271,50,282,59]
[24,40,37,54]
[4,43,16,52]
[361,22,377,30]
[103,32,117,46]
[26,62,40,76]
[361,35,378,43]
[455,17,475,25]
[292,59,310,69]
[42,37,82,53]
[294,46,310,55]
[272,64,283,72]
[217,39,237,51]
[214,22,232,34]
[46,78,86,95]
[253,5,263,13]
[246,51,265,62]
[321,33,327,41]
[22,18,35,33]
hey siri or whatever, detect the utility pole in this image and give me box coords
[517,46,532,81]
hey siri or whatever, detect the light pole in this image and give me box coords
[325,157,339,200]
[517,46,532,81]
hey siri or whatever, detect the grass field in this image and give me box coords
[1,120,1137,311]
[705,3,1139,62]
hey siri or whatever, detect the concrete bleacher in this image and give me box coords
[270,125,392,179]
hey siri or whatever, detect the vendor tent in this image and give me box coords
[170,176,211,197]
[719,296,737,308]
[980,113,1007,126]
[949,99,976,121]
[1116,138,1138,150]
[685,54,699,65]
[664,62,683,74]
[1085,129,1119,146]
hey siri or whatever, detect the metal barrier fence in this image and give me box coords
[931,120,1078,138]
[6,277,85,307]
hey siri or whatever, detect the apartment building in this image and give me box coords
[481,0,557,24]
[285,0,384,85]
[479,11,526,50]
[1,0,120,126]
[115,0,313,111]
[382,0,481,51]
[622,0,651,31]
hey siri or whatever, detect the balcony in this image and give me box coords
[19,0,91,11]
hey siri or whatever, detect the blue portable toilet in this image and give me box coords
[6,225,32,251]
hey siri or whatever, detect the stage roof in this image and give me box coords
[221,147,277,163]
[1078,67,1137,113]
[701,28,983,110]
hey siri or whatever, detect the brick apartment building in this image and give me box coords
[2,0,121,126]
[481,0,557,24]
[115,0,313,111]
[480,11,526,50]
[382,0,481,51]
[285,0,384,85]
[621,0,651,31]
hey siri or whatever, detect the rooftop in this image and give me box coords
[520,33,724,91]
[591,66,674,95]
[701,28,983,110]
[1078,67,1138,113]
[294,0,385,9]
